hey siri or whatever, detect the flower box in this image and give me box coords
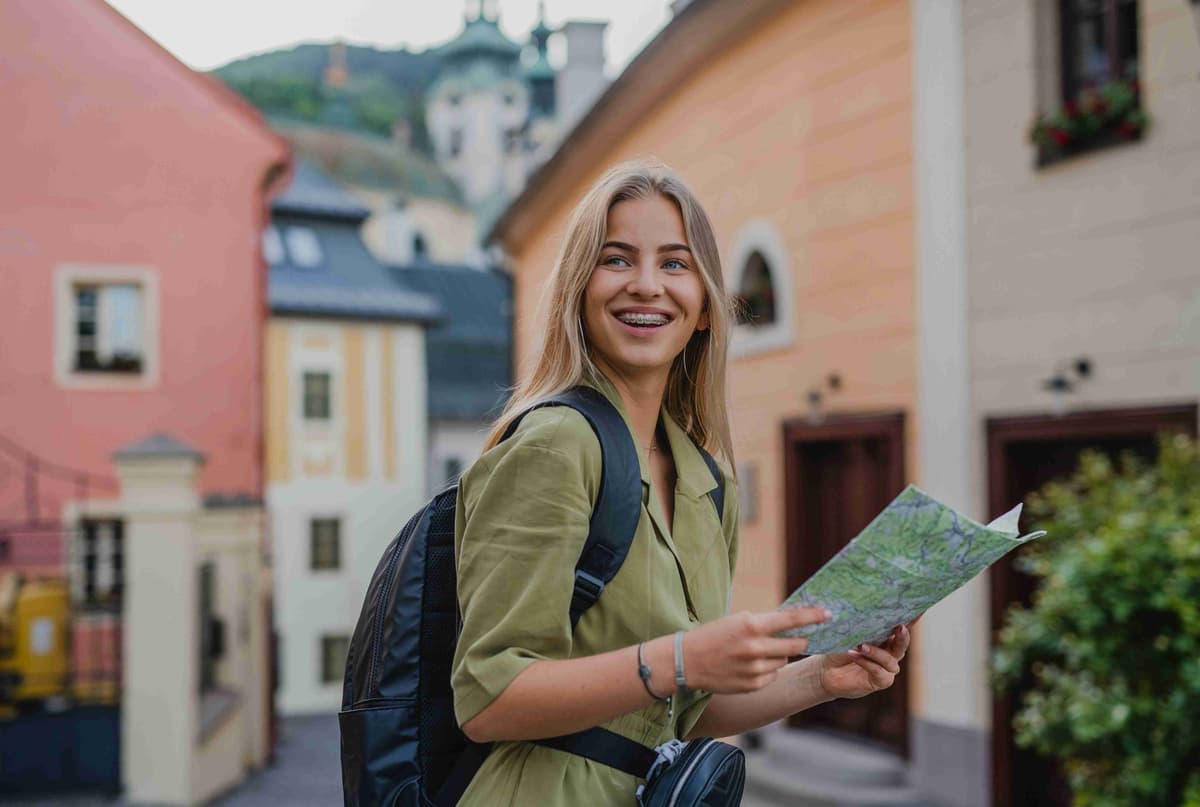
[1029,77,1148,168]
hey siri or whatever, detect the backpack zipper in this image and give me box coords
[366,502,430,696]
[665,739,715,807]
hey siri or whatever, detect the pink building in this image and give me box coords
[0,0,288,532]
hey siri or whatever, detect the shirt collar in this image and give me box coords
[581,371,719,498]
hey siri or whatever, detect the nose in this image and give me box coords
[625,258,663,297]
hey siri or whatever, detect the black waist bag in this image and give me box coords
[537,729,744,807]
[637,738,745,806]
[340,386,727,806]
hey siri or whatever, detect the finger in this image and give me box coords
[760,636,810,658]
[891,625,911,659]
[759,606,831,635]
[846,652,895,687]
[853,643,900,675]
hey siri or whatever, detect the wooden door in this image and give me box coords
[987,404,1197,807]
[783,412,908,755]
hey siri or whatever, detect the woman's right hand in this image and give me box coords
[682,607,830,694]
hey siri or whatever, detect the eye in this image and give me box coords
[663,258,689,271]
[601,255,631,268]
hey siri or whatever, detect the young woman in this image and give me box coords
[450,162,910,805]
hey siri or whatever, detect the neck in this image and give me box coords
[591,359,667,452]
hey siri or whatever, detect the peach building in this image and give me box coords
[489,1,927,803]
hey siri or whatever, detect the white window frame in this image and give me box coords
[55,264,160,389]
[727,220,795,359]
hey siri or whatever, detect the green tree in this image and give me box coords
[993,434,1200,806]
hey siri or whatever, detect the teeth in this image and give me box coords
[617,312,670,326]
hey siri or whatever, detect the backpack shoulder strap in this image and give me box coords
[697,448,726,521]
[500,386,641,628]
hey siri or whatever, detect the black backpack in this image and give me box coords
[339,386,725,807]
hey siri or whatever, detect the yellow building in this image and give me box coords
[264,161,439,714]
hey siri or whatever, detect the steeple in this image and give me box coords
[524,2,556,118]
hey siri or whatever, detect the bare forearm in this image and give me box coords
[686,656,831,739]
[462,635,676,743]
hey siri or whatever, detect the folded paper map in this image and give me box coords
[781,485,1046,655]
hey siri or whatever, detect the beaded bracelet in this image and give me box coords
[637,641,673,719]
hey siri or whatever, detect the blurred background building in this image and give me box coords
[263,160,439,715]
[0,0,287,801]
[3,0,1198,805]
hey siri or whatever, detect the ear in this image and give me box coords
[696,307,710,332]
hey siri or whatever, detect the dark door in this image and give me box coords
[987,404,1197,807]
[783,412,907,755]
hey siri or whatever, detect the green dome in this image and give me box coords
[439,16,522,64]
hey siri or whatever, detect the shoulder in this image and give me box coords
[463,405,602,494]
[505,405,602,460]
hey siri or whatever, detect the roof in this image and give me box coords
[269,162,441,323]
[272,118,465,206]
[438,15,523,64]
[487,0,787,246]
[390,262,512,420]
[271,159,370,221]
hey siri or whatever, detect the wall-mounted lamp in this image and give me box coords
[1041,356,1093,415]
[805,372,845,424]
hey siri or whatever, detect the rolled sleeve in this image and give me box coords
[451,409,599,727]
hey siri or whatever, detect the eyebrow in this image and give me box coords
[601,240,693,254]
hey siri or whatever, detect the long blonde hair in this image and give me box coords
[485,160,737,471]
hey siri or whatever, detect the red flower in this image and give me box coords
[1094,97,1108,114]
[1049,127,1071,147]
[1064,101,1079,118]
[1117,120,1138,138]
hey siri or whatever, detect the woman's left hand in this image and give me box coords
[817,623,911,700]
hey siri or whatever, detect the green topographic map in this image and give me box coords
[781,485,1045,654]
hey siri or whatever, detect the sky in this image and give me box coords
[103,0,674,75]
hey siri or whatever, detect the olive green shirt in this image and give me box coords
[451,375,739,806]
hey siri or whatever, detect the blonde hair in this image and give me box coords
[485,160,737,471]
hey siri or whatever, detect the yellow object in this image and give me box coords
[0,573,70,704]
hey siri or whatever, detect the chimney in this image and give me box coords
[556,20,608,130]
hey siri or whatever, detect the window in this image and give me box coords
[284,226,323,268]
[74,284,144,374]
[1060,0,1139,101]
[262,226,285,265]
[321,635,349,684]
[734,251,777,328]
[77,519,123,609]
[727,220,794,359]
[505,127,523,155]
[310,518,341,571]
[56,265,159,389]
[303,371,332,420]
[449,128,463,158]
[412,232,428,259]
[199,561,218,693]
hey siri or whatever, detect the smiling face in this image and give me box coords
[582,194,710,386]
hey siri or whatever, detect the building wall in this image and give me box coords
[506,0,917,620]
[964,0,1200,423]
[265,318,428,714]
[0,0,286,505]
[906,1,1200,803]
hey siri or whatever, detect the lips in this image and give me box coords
[613,308,673,329]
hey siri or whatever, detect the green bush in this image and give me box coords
[992,434,1200,807]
